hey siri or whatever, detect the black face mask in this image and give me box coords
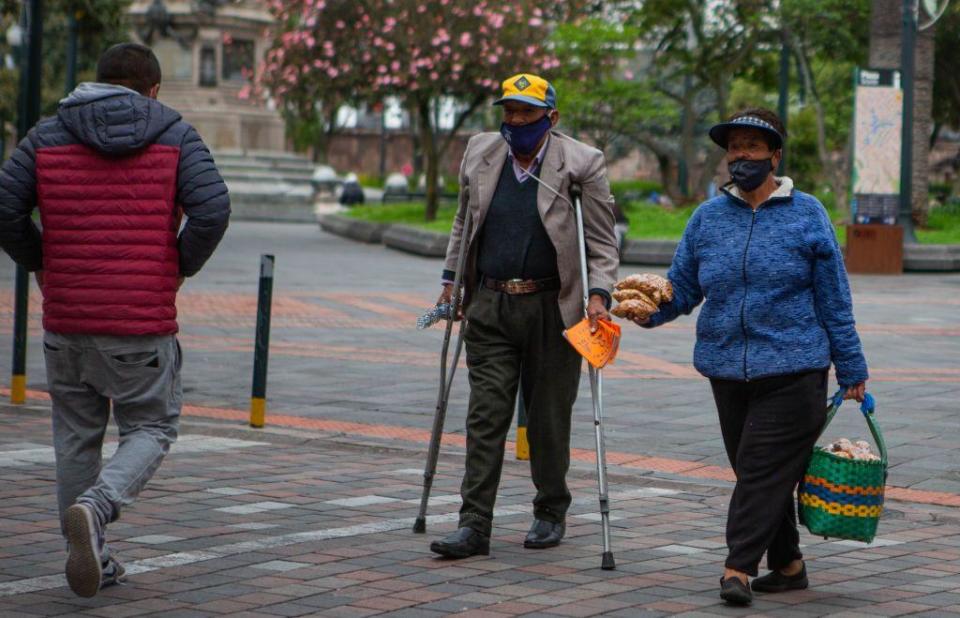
[728,158,773,192]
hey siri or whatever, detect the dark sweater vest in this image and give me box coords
[476,162,559,281]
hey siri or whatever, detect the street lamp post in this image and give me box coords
[65,11,78,93]
[899,0,918,243]
[777,29,790,175]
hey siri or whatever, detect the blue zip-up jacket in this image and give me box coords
[646,178,868,387]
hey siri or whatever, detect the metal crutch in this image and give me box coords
[413,206,473,534]
[570,183,616,570]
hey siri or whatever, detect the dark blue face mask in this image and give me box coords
[500,114,552,157]
[728,157,773,192]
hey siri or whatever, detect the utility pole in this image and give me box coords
[10,0,43,404]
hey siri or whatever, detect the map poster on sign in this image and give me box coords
[851,68,902,224]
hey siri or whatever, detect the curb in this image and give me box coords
[319,213,960,271]
[319,213,390,243]
[382,225,449,257]
[904,243,960,271]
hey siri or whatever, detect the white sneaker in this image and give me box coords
[64,503,103,597]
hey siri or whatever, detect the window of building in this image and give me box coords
[222,38,254,82]
[199,45,217,87]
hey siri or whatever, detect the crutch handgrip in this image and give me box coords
[569,182,583,200]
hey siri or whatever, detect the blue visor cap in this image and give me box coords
[709,115,784,150]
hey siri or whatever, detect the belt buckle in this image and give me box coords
[504,278,526,294]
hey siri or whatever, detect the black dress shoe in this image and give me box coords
[429,527,490,559]
[752,562,808,592]
[720,576,752,606]
[523,519,565,549]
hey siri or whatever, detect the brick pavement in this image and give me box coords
[3,404,960,617]
[2,222,957,494]
[0,221,958,615]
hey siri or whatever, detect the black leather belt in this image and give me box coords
[483,276,561,295]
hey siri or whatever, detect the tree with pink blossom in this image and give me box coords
[256,0,588,220]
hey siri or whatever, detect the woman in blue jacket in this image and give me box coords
[636,108,868,606]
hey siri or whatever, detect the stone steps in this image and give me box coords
[214,150,317,221]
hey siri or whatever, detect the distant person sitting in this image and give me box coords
[339,173,365,206]
[612,202,629,256]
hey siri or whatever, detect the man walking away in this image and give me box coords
[0,43,230,597]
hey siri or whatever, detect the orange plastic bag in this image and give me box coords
[563,318,621,369]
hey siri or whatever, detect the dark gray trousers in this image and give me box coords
[459,286,582,536]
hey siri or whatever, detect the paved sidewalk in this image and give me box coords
[3,403,960,617]
[0,223,958,498]
[0,221,959,616]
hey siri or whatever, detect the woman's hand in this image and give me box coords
[843,382,866,403]
[631,315,650,326]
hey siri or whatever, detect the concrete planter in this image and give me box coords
[319,214,391,244]
[904,244,960,271]
[230,199,317,224]
[382,225,450,257]
[620,239,678,266]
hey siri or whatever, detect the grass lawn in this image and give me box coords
[342,199,960,246]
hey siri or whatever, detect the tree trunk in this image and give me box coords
[417,99,440,221]
[869,0,936,224]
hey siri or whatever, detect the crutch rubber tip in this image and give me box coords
[601,552,616,570]
[413,518,426,534]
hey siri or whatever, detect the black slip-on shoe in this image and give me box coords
[751,563,808,593]
[429,527,490,559]
[523,519,565,549]
[720,576,753,606]
[64,503,103,598]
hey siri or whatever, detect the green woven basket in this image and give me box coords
[798,392,887,543]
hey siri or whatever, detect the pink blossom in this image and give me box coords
[488,54,499,64]
[528,17,542,27]
[459,33,472,46]
[327,67,339,77]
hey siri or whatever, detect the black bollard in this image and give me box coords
[250,255,274,428]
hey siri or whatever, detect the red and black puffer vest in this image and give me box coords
[34,84,187,336]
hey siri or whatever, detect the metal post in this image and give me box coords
[250,255,274,428]
[515,383,529,460]
[65,12,78,93]
[378,104,387,181]
[899,0,918,243]
[777,31,790,175]
[11,0,42,404]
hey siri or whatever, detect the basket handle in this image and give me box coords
[819,389,887,465]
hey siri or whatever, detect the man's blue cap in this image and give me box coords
[709,114,784,149]
[492,73,557,109]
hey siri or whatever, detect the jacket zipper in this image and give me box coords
[740,209,757,381]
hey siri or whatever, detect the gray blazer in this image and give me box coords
[444,130,619,328]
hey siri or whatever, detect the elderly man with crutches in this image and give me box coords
[421,73,619,563]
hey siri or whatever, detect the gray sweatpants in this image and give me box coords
[43,332,182,537]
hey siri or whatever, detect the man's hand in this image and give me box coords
[843,382,866,403]
[587,294,610,333]
[437,284,464,319]
[631,315,650,327]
